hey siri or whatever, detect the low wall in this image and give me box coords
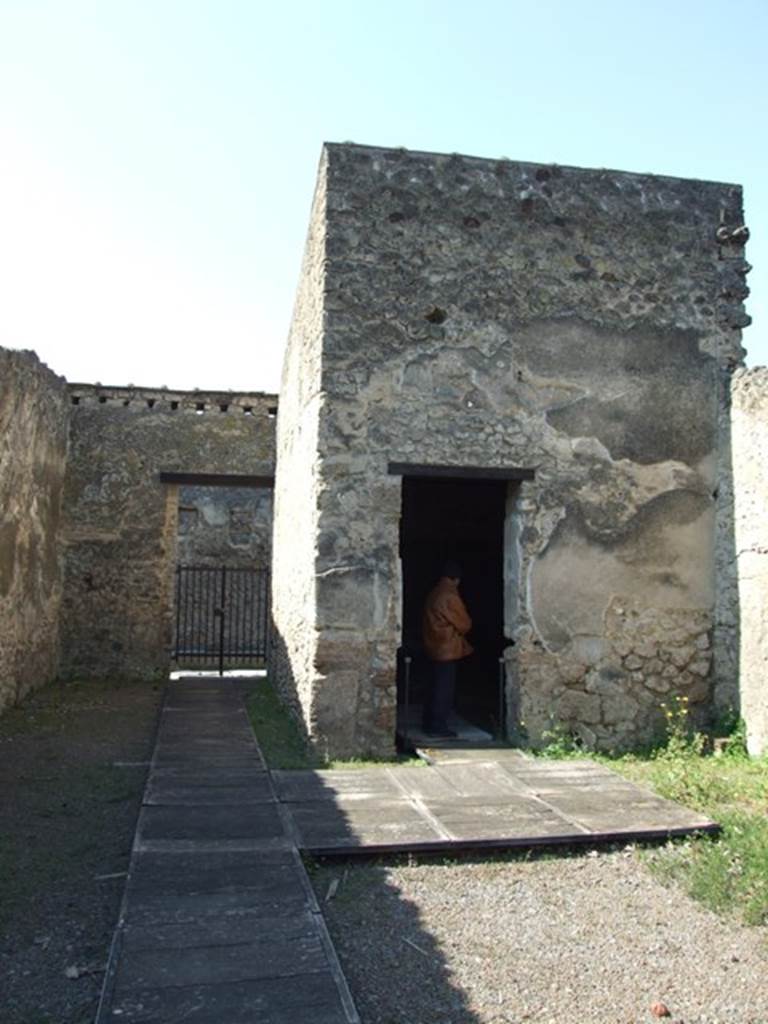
[0,349,69,710]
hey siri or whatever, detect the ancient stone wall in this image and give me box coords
[60,385,276,680]
[270,154,329,743]
[730,368,768,755]
[176,485,273,568]
[0,349,69,711]
[275,143,748,757]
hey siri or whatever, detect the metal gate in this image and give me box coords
[173,566,270,673]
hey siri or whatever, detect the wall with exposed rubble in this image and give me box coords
[176,485,273,568]
[0,349,70,711]
[274,142,748,757]
[730,368,768,755]
[60,385,276,680]
[270,152,328,743]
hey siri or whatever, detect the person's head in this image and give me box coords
[441,560,461,582]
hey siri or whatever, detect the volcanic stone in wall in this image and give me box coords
[270,152,328,738]
[60,387,276,681]
[0,348,69,711]
[273,142,748,758]
[176,485,273,568]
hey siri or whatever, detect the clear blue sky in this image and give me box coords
[1,0,765,392]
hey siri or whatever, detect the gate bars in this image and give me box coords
[173,566,270,674]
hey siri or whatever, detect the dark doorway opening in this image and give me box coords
[398,475,511,738]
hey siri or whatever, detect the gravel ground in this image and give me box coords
[0,679,162,1024]
[312,848,768,1024]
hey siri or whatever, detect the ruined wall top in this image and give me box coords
[321,142,749,372]
[67,382,278,418]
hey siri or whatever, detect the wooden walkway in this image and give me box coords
[96,680,358,1024]
[275,755,717,856]
[97,679,717,1022]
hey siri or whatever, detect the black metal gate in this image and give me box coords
[173,566,270,673]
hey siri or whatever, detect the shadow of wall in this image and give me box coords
[237,676,483,1024]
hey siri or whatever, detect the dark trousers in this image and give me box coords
[423,660,456,731]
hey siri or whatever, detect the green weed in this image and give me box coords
[244,678,419,771]
[534,721,584,759]
[645,811,768,926]
[598,703,768,928]
[244,679,316,769]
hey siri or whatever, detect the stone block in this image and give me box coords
[315,566,377,631]
[602,691,640,726]
[557,690,601,725]
[689,657,711,677]
[645,675,671,693]
[669,645,696,668]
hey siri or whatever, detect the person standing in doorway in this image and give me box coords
[421,561,473,738]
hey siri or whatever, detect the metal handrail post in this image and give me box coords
[403,655,412,749]
[497,656,506,741]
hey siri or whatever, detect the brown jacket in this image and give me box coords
[422,577,473,662]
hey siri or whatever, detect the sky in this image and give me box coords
[1,0,766,394]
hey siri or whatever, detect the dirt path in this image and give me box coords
[0,679,162,1024]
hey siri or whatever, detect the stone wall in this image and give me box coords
[60,385,276,680]
[731,368,768,754]
[275,143,748,757]
[270,151,328,743]
[0,349,69,711]
[177,485,273,568]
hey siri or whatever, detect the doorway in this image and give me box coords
[399,475,511,735]
[162,475,274,674]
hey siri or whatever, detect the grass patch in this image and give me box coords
[244,677,421,771]
[245,677,318,769]
[537,707,768,928]
[608,743,768,927]
[641,810,768,926]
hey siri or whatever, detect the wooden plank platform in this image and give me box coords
[273,758,718,856]
[96,680,359,1024]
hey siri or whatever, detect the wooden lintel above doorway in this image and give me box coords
[387,462,535,481]
[159,472,275,488]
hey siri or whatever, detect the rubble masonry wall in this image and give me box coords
[270,152,328,743]
[176,485,273,569]
[0,349,70,711]
[60,385,276,680]
[275,143,748,757]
